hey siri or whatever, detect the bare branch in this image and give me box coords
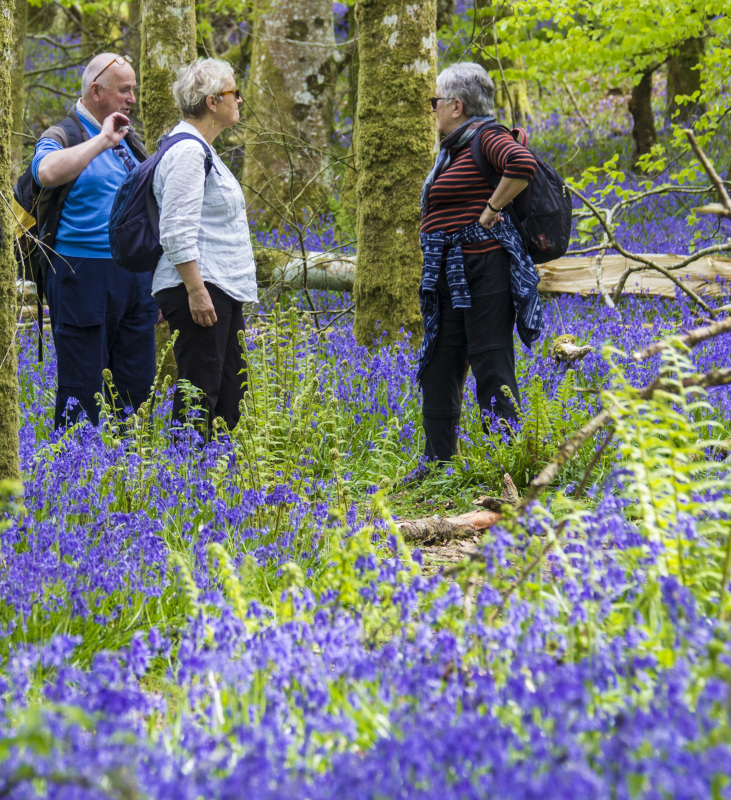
[633,316,731,361]
[684,128,731,216]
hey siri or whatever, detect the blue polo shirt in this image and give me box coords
[32,115,139,259]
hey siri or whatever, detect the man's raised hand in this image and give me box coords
[101,112,131,147]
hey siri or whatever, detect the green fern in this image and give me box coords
[603,339,731,610]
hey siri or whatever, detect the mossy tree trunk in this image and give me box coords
[10,0,27,182]
[242,0,337,228]
[127,0,142,68]
[140,0,196,383]
[492,60,533,125]
[666,37,705,123]
[629,67,658,170]
[0,0,21,482]
[352,0,437,346]
[140,0,196,148]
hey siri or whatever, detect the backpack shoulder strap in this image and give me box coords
[156,132,219,177]
[469,122,511,188]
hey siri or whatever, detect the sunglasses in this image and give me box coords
[92,54,133,84]
[429,96,451,110]
[217,88,242,101]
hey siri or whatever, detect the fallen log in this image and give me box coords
[397,508,501,546]
[255,247,731,299]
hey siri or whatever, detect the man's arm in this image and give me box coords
[36,112,131,188]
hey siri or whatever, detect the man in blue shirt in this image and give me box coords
[33,53,157,428]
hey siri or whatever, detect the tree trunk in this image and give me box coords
[10,0,27,182]
[140,0,196,384]
[352,0,437,346]
[629,68,657,170]
[140,0,197,148]
[242,0,337,228]
[666,37,705,123]
[0,0,21,482]
[493,62,533,125]
[127,0,142,68]
[436,0,455,29]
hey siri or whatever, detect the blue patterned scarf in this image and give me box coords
[417,218,544,379]
[420,115,494,219]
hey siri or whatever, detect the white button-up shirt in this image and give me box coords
[151,121,258,303]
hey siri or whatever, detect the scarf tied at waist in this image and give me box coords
[417,217,543,379]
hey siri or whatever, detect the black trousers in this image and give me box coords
[156,282,247,432]
[47,254,157,429]
[420,247,520,462]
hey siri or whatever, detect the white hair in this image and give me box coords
[436,63,495,117]
[81,52,122,98]
[173,58,235,118]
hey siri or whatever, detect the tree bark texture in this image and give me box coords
[242,0,338,227]
[353,0,437,346]
[666,36,705,123]
[629,68,657,170]
[127,0,142,69]
[397,509,501,545]
[0,0,21,482]
[9,0,26,182]
[140,0,197,149]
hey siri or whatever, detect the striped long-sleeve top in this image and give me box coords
[421,126,537,255]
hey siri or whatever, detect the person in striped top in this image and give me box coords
[418,63,537,466]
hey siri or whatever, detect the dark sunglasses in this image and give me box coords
[429,96,451,110]
[217,88,242,101]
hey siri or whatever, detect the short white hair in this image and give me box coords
[436,63,495,117]
[81,52,122,98]
[173,58,235,118]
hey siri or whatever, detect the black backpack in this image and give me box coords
[13,112,88,361]
[109,132,215,273]
[470,123,573,264]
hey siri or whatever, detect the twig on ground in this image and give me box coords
[441,319,731,584]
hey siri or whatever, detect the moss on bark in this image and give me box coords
[127,0,141,68]
[10,0,26,182]
[140,0,196,381]
[352,0,437,346]
[0,0,21,481]
[140,0,196,149]
[242,0,337,228]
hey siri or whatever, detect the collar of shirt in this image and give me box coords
[75,99,102,132]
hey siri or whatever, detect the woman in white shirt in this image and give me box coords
[154,58,257,434]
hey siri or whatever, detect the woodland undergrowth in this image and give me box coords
[2,293,731,797]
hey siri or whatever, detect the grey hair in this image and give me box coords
[173,58,235,118]
[81,53,122,98]
[436,63,495,117]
